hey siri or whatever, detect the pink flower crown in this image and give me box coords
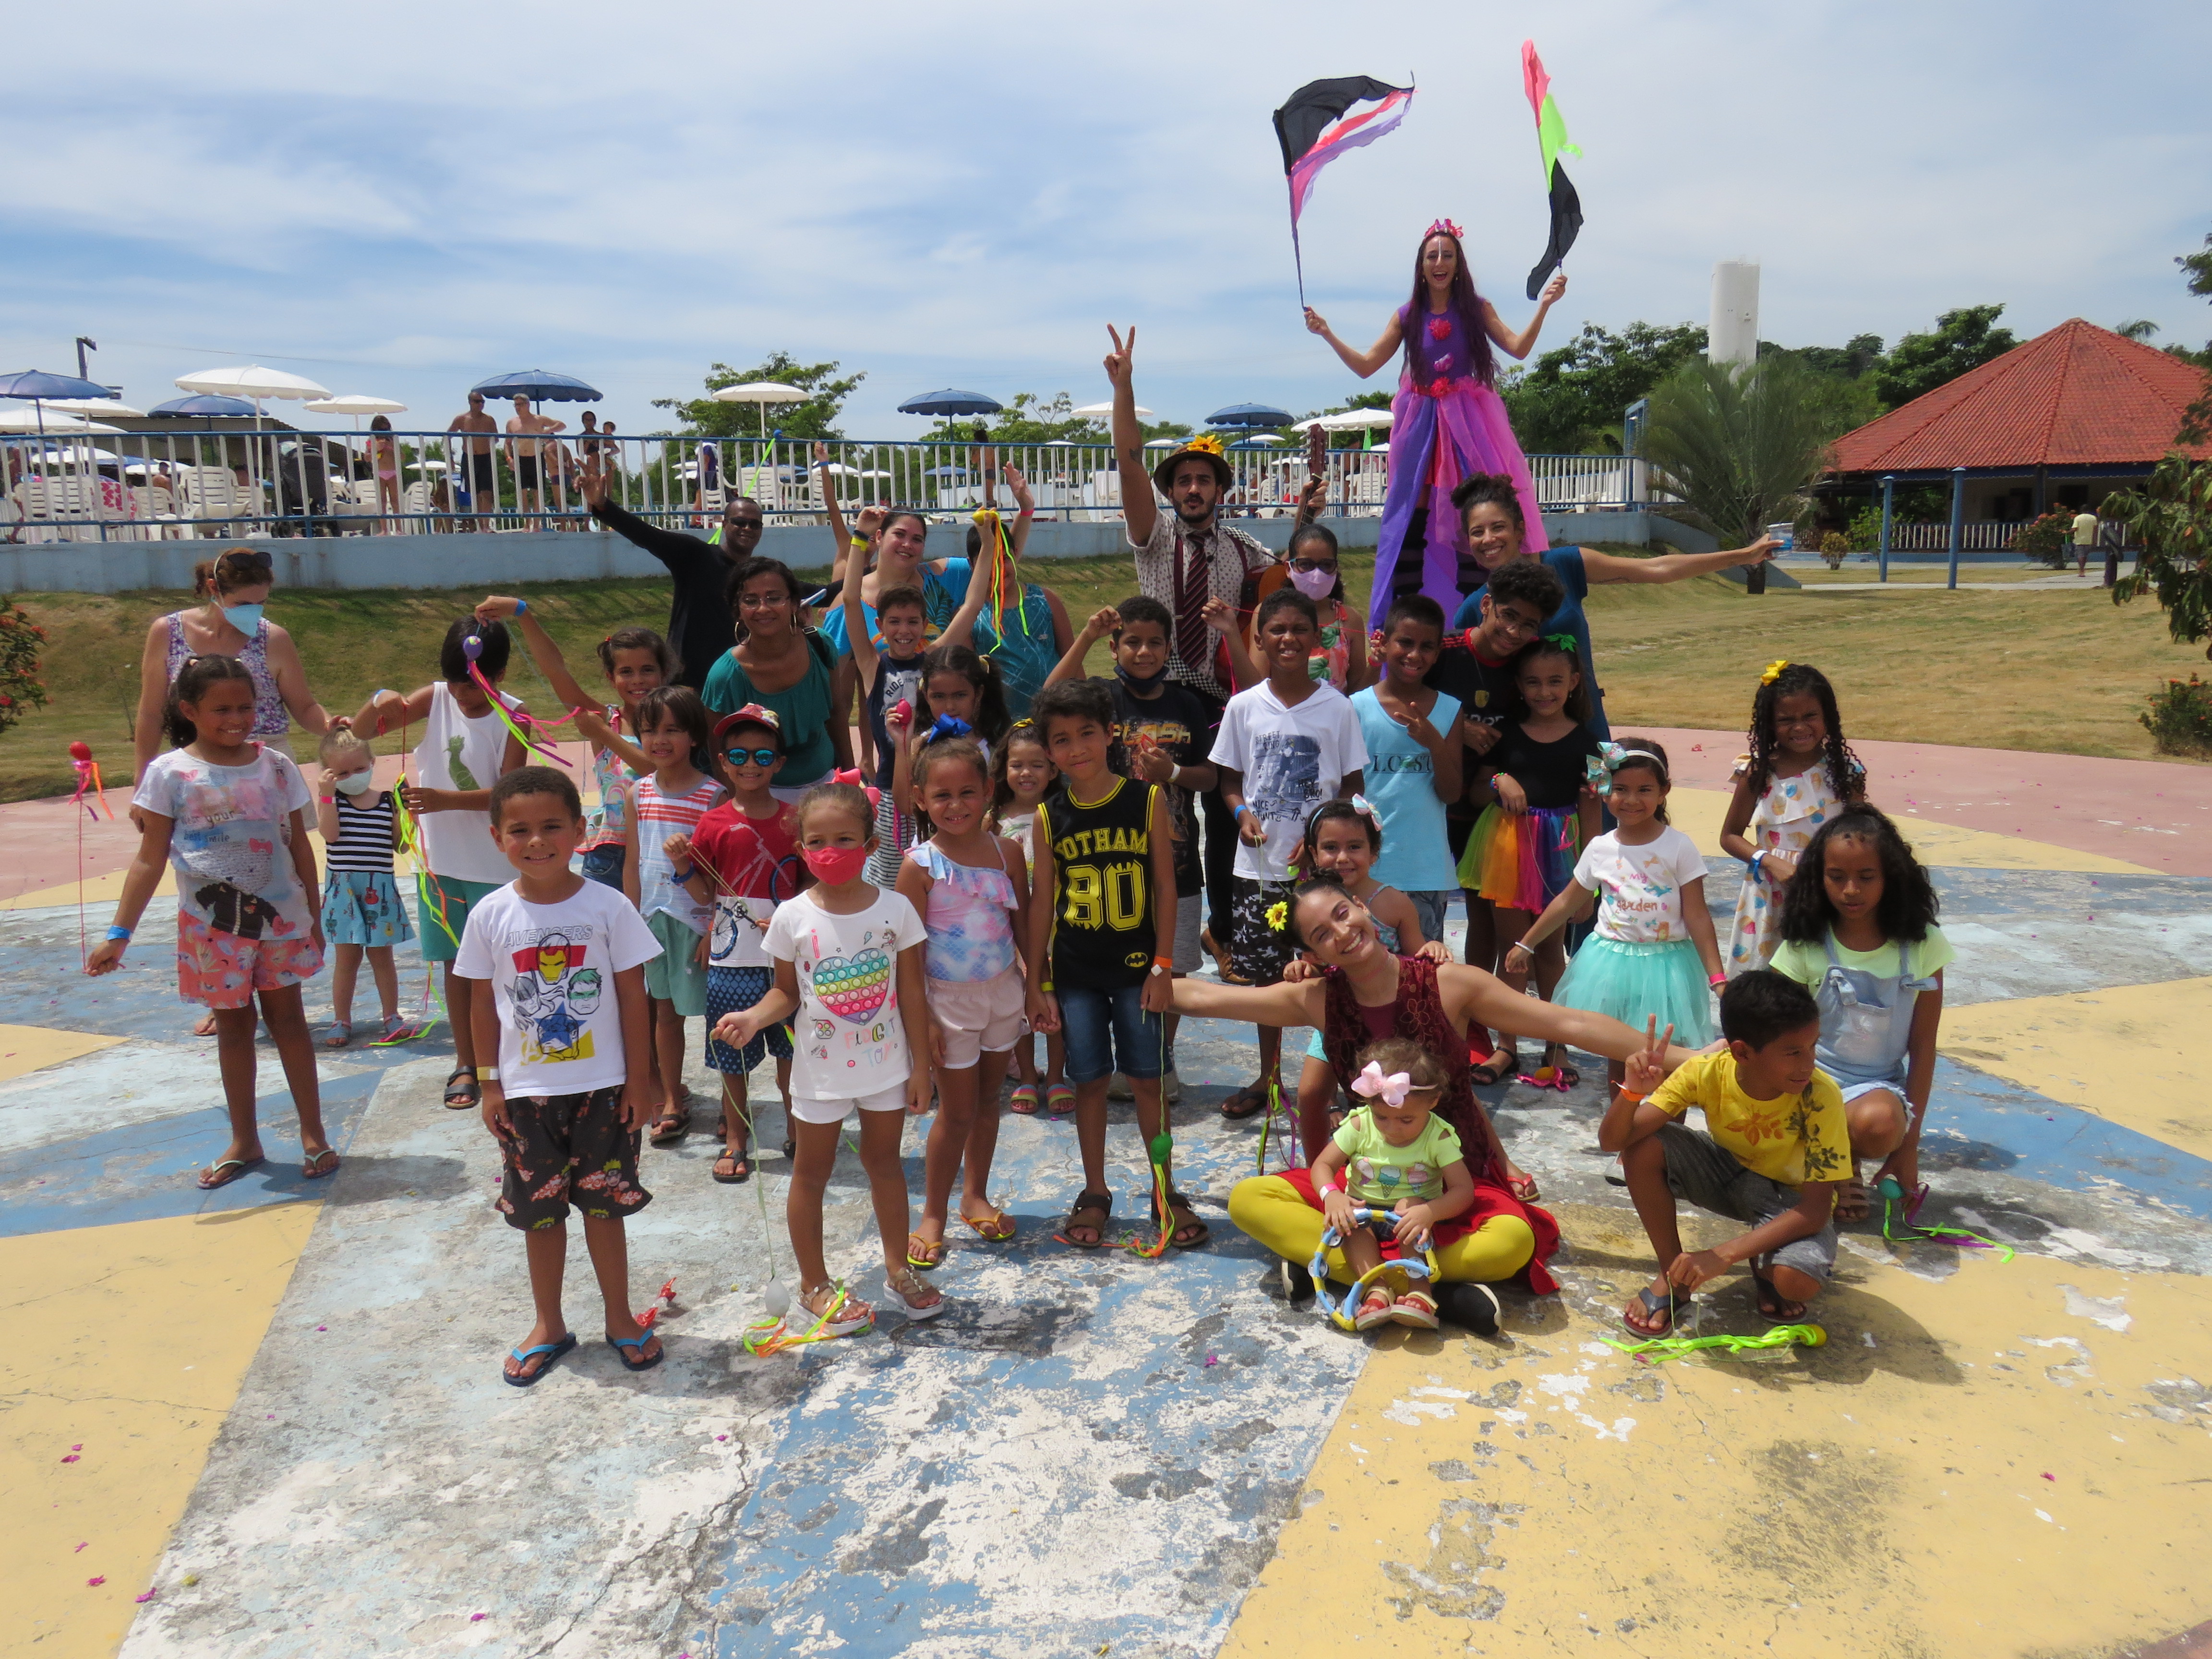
[1425,217,1464,240]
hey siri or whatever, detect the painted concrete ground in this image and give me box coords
[6,733,2211,1659]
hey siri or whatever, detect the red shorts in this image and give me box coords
[176,911,323,1010]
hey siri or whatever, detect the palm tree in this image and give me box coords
[1639,356,1842,594]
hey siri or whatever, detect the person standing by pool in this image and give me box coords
[581,453,764,693]
[1106,325,1274,958]
[1302,220,1566,625]
[506,396,565,528]
[447,390,499,531]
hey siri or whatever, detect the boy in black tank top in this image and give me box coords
[1024,680,1205,1250]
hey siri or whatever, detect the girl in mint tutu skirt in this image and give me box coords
[1503,739,1723,1087]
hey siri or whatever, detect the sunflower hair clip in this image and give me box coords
[1760,659,1791,685]
[1264,900,1289,934]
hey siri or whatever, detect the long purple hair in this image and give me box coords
[1402,230,1496,388]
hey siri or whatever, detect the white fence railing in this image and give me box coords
[0,428,1655,542]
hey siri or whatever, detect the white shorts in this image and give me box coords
[787,1079,910,1125]
[1173,893,1203,975]
[930,964,1028,1070]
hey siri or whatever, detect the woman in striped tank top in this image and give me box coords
[624,687,727,1144]
[313,726,414,1047]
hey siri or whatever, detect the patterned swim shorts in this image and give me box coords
[176,910,324,1010]
[493,1086,652,1232]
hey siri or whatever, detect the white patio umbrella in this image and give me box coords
[0,409,121,434]
[1313,408,1393,431]
[709,381,807,438]
[174,364,333,412]
[1071,401,1152,418]
[36,398,146,418]
[304,394,408,429]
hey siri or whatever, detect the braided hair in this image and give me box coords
[1744,661,1865,803]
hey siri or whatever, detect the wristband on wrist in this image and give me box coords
[514,598,529,614]
[318,795,335,803]
[671,865,694,883]
[476,1066,501,1082]
[1039,979,1054,994]
[1749,849,1767,875]
[849,532,870,548]
[106,924,132,942]
[1707,971,1727,986]
[1232,803,1251,820]
[1615,1087,1646,1106]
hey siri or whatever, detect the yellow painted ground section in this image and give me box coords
[0,1025,125,1083]
[1222,1209,2212,1659]
[1943,978,2212,1163]
[1667,787,2154,874]
[0,1204,320,1659]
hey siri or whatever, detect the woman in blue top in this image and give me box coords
[1445,475,1779,739]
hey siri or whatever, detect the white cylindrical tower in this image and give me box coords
[1709,260,1760,369]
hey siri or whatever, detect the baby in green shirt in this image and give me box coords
[1312,1039,1478,1330]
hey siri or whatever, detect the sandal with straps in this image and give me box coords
[1150,1186,1211,1250]
[1057,1189,1113,1248]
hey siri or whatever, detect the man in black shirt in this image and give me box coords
[581,455,766,690]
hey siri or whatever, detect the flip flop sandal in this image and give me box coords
[318,1020,352,1048]
[1151,1187,1212,1249]
[1748,1268,1805,1326]
[649,1105,690,1146]
[196,1155,264,1191]
[1833,1177,1872,1224]
[1218,1083,1270,1120]
[1469,1050,1519,1087]
[302,1147,341,1180]
[711,1148,751,1185]
[1057,1189,1113,1248]
[1392,1290,1441,1330]
[1353,1290,1397,1332]
[958,1209,1017,1243]
[886,1267,948,1320]
[906,1232,948,1270]
[502,1332,577,1387]
[443,1068,480,1110]
[1009,1083,1040,1116]
[605,1331,664,1372]
[1044,1083,1076,1115]
[1507,1173,1542,1203]
[1623,1285,1683,1337]
[1539,1051,1583,1090]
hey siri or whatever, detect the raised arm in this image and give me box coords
[842,505,887,685]
[1047,606,1118,687]
[935,528,998,651]
[1580,536,1781,586]
[1106,325,1156,546]
[815,441,851,572]
[1003,463,1036,556]
[1301,306,1405,379]
[1169,973,1325,1028]
[1200,597,1258,691]
[474,596,592,711]
[1482,271,1566,362]
[1443,964,1700,1070]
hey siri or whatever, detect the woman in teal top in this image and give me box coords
[700,556,849,796]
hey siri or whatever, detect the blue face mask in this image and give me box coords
[222,601,265,632]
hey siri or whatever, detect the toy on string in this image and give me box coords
[69,741,113,820]
[731,1077,874,1356]
[1307,1207,1440,1332]
[368,692,439,1044]
[1878,1176,2015,1261]
[636,1279,678,1330]
[1253,1063,1301,1176]
[1605,1320,1826,1368]
[461,631,573,767]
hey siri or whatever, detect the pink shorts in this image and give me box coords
[928,964,1027,1070]
[176,910,324,1009]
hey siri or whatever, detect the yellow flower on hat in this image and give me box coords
[1185,433,1226,459]
[1760,659,1791,685]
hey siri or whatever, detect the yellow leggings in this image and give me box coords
[1226,1175,1536,1285]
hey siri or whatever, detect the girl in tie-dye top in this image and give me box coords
[895,736,1032,1263]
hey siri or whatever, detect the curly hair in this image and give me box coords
[1744,661,1865,803]
[990,719,1054,817]
[1450,470,1524,531]
[1027,676,1115,751]
[1775,805,1941,948]
[921,642,1010,749]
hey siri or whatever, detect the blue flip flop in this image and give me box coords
[502,1332,577,1387]
[605,1331,664,1372]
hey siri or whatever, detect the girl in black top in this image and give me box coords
[1455,636,1603,1087]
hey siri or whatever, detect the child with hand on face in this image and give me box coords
[1506,738,1722,1076]
[453,767,666,1385]
[1311,1039,1477,1332]
[314,724,415,1047]
[1721,661,1866,976]
[667,705,805,1185]
[1045,594,1218,1101]
[879,643,1009,886]
[709,780,946,1330]
[1457,634,1602,1089]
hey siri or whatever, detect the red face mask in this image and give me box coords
[803,844,869,885]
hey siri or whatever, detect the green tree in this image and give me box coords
[2172,230,2212,442]
[1765,333,1887,380]
[653,352,864,440]
[1500,321,1708,454]
[1641,356,1845,593]
[2110,454,2212,657]
[1869,304,2017,409]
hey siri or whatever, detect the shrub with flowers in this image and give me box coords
[0,601,51,738]
[2140,674,2212,757]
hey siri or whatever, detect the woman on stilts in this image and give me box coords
[1303,221,1565,627]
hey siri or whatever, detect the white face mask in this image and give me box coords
[334,769,375,795]
[1288,564,1336,601]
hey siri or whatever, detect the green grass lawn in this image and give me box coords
[3,545,2203,800]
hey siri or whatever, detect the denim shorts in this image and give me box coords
[1405,889,1456,947]
[1058,982,1163,1084]
[580,843,626,890]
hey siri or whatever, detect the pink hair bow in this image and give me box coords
[830,767,883,812]
[1351,1062,1411,1107]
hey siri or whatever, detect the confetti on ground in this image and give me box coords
[87,1577,105,1587]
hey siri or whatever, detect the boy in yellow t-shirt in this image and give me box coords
[1600,970,1847,1338]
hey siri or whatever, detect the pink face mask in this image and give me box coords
[803,843,869,885]
[1288,564,1336,601]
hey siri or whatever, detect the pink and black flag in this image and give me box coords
[1273,75,1415,304]
[1521,41,1583,300]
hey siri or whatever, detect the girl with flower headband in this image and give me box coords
[1457,633,1603,1089]
[1504,737,1722,1071]
[1720,661,1866,976]
[1302,221,1565,626]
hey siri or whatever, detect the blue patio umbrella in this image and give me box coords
[898,389,1003,417]
[149,393,260,417]
[1205,402,1295,429]
[1,369,119,438]
[471,370,603,403]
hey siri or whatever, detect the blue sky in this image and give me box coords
[2,0,2207,439]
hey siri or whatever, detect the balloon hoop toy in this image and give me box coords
[1878,1176,2015,1262]
[1309,1208,1440,1333]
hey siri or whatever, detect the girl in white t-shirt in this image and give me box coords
[710,779,946,1334]
[1505,739,1722,1078]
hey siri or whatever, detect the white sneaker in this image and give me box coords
[1163,1069,1182,1103]
[1107,1074,1134,1101]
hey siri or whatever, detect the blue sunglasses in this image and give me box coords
[724,745,781,768]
